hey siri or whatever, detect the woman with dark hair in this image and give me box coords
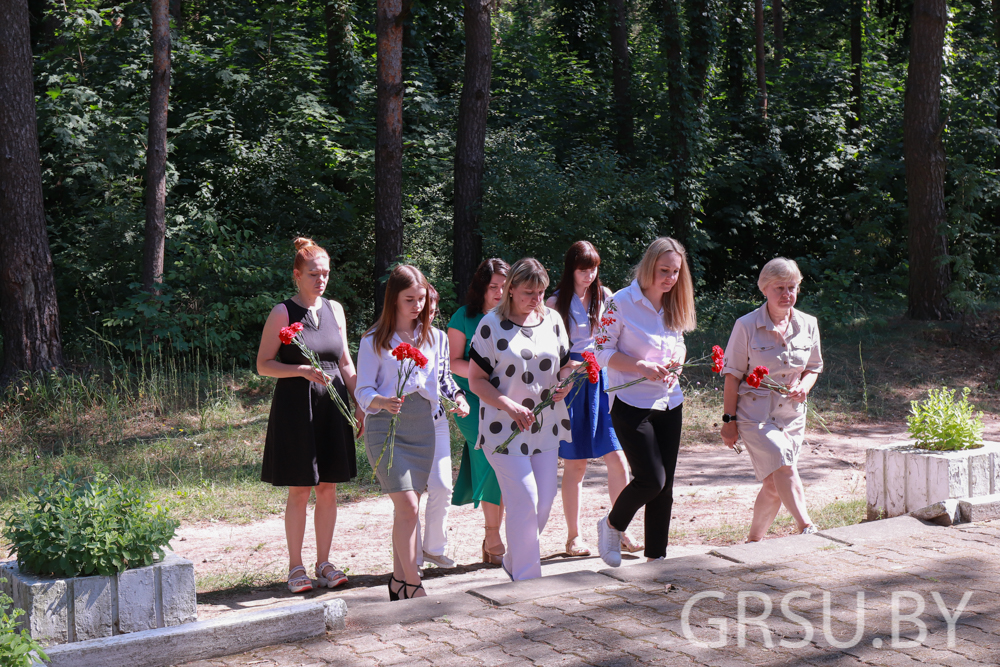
[448,258,510,564]
[357,265,451,599]
[546,241,639,558]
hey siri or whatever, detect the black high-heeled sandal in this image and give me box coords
[402,581,424,599]
[388,575,405,601]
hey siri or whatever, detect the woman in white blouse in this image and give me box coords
[593,237,697,567]
[356,265,464,600]
[468,258,573,581]
[720,258,823,541]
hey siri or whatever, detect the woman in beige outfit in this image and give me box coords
[719,258,823,541]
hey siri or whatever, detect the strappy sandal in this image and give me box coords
[287,565,313,594]
[402,581,425,599]
[482,525,505,566]
[565,536,592,557]
[388,575,404,601]
[621,531,645,554]
[315,561,348,589]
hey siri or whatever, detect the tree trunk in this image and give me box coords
[169,0,181,21]
[726,0,745,124]
[607,0,634,155]
[772,0,783,63]
[0,0,63,379]
[850,0,863,130]
[754,0,767,117]
[142,0,170,294]
[453,0,493,305]
[687,0,716,107]
[325,0,357,113]
[375,0,404,313]
[904,0,951,319]
[659,0,692,239]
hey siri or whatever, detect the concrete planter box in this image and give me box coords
[866,440,1000,520]
[0,551,196,646]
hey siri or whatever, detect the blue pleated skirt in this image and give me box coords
[558,354,622,460]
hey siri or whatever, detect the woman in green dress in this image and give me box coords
[448,258,510,564]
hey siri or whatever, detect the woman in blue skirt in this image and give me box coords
[547,241,642,557]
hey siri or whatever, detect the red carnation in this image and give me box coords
[753,365,769,378]
[279,322,304,345]
[746,373,762,388]
[582,351,600,384]
[409,347,429,369]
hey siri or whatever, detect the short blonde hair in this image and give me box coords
[633,237,697,333]
[495,258,549,320]
[757,257,803,293]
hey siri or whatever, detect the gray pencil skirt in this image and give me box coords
[364,394,436,494]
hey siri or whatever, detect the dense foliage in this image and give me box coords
[27,0,1000,363]
[3,472,179,577]
[0,584,48,667]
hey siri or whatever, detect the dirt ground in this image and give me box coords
[173,417,1000,618]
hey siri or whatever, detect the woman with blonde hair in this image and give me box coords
[719,257,823,541]
[257,238,362,594]
[356,265,454,599]
[468,258,574,581]
[593,237,697,567]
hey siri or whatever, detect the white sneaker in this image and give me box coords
[597,515,622,568]
[801,524,818,535]
[422,551,456,568]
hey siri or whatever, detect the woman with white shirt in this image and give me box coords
[357,265,454,600]
[593,237,697,567]
[468,258,574,581]
[546,241,639,558]
[719,258,823,541]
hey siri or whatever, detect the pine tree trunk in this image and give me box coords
[142,0,170,294]
[754,0,767,117]
[772,0,784,63]
[727,0,745,125]
[325,0,357,113]
[0,0,63,379]
[453,0,493,305]
[687,0,716,107]
[375,0,404,313]
[607,0,634,155]
[904,0,952,320]
[660,0,691,240]
[850,0,863,130]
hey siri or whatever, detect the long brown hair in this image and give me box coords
[465,258,510,316]
[633,237,697,333]
[554,241,604,334]
[368,265,433,352]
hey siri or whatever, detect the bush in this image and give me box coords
[907,387,985,452]
[2,473,179,577]
[0,581,48,667]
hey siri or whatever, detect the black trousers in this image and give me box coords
[607,398,683,559]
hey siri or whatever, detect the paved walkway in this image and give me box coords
[179,516,1000,666]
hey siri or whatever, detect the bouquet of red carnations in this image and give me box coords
[604,345,725,393]
[373,342,429,472]
[493,351,601,454]
[279,322,357,432]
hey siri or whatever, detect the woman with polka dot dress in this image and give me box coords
[468,258,574,581]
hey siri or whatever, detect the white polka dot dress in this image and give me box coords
[469,308,573,456]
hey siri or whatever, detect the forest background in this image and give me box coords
[3,0,999,371]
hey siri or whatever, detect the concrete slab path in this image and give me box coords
[175,518,1000,666]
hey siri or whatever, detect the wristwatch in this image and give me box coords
[722,413,737,423]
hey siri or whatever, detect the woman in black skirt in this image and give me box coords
[257,238,363,594]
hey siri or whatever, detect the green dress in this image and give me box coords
[448,305,502,507]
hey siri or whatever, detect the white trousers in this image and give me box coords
[483,447,558,581]
[418,415,453,563]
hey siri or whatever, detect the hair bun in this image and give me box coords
[293,237,315,251]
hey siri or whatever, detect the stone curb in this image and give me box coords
[817,515,939,546]
[709,533,840,564]
[598,553,738,583]
[467,570,610,606]
[31,599,346,667]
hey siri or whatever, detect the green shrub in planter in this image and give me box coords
[907,387,985,452]
[2,473,179,577]
[0,580,48,666]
